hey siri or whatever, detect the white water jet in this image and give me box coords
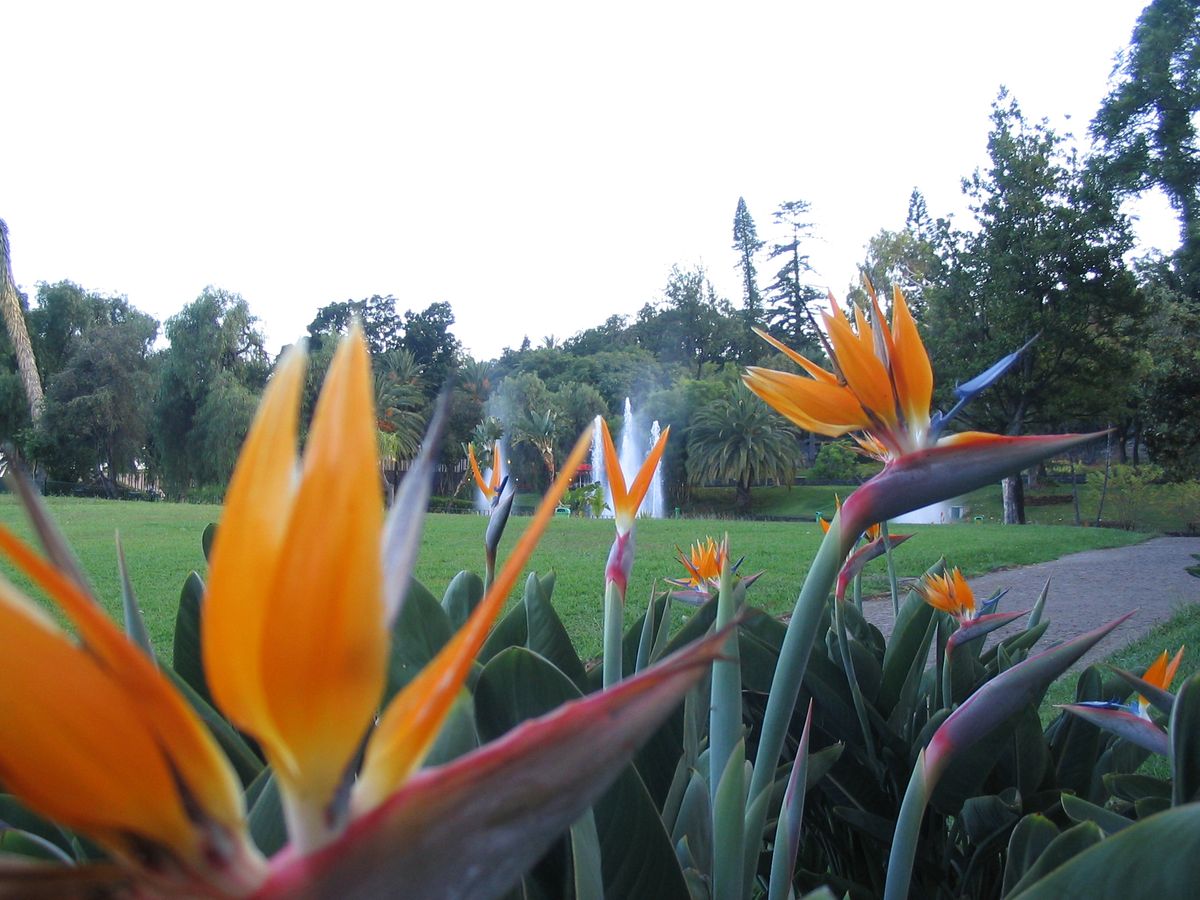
[648,419,665,518]
[590,416,605,488]
[619,397,640,487]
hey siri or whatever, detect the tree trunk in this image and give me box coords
[735,478,751,516]
[0,220,44,423]
[1095,428,1113,526]
[1070,453,1081,526]
[1002,475,1026,525]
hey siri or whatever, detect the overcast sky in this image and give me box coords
[4,1,1176,361]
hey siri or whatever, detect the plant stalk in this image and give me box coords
[603,580,624,689]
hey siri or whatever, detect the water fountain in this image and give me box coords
[648,419,665,517]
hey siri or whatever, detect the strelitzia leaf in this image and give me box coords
[114,534,153,659]
[1170,673,1200,806]
[1059,704,1170,756]
[258,628,731,899]
[769,700,814,900]
[1007,803,1200,899]
[172,571,212,705]
[884,614,1131,900]
[382,389,449,626]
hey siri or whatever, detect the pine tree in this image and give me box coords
[731,197,764,324]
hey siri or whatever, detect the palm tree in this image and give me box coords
[686,391,798,515]
[514,408,560,485]
[0,219,44,423]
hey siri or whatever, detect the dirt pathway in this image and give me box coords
[860,536,1200,670]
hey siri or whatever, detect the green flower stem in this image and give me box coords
[880,520,901,615]
[884,750,934,900]
[852,570,863,613]
[603,580,624,689]
[834,597,880,776]
[711,551,744,897]
[744,515,851,896]
[483,550,496,596]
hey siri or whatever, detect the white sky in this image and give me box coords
[4,1,1178,361]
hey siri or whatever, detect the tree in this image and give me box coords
[1092,0,1200,286]
[306,295,402,355]
[633,266,740,377]
[514,408,560,484]
[153,287,270,494]
[374,348,426,460]
[686,389,798,515]
[1137,263,1200,478]
[732,197,765,324]
[32,294,158,489]
[400,301,461,392]
[849,190,949,317]
[764,200,824,356]
[925,94,1144,521]
[0,220,44,424]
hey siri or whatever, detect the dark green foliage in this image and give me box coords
[732,197,765,327]
[306,294,402,355]
[1092,0,1200,287]
[807,442,863,483]
[925,94,1143,437]
[686,388,798,514]
[765,199,825,356]
[28,286,158,486]
[152,287,270,495]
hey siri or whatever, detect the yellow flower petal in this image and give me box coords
[353,427,595,812]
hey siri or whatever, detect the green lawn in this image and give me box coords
[698,477,1198,534]
[0,493,1148,661]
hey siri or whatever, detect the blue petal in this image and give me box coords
[979,587,1008,615]
[931,334,1038,436]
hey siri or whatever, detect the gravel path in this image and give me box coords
[860,536,1200,670]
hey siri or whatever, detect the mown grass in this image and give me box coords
[699,477,1197,534]
[0,494,1148,661]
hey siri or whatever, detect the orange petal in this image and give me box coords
[823,310,894,423]
[353,428,595,812]
[599,417,629,521]
[0,576,196,864]
[490,441,503,493]
[257,328,388,813]
[888,286,933,432]
[204,346,307,767]
[751,328,840,385]
[468,444,491,499]
[743,368,870,436]
[0,527,247,840]
[625,425,670,523]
